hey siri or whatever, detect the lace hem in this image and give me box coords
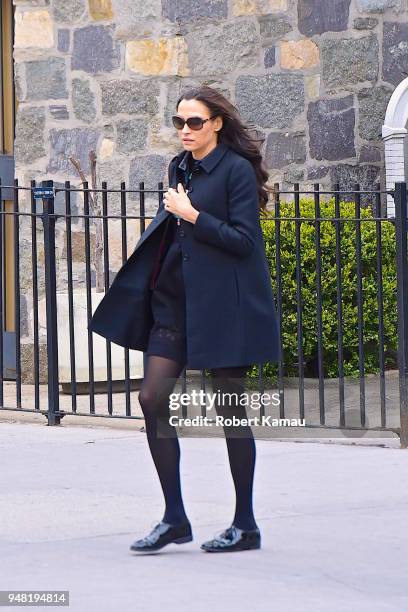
[150,323,183,343]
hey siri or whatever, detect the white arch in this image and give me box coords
[382,76,408,216]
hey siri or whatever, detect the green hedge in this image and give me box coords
[245,197,397,380]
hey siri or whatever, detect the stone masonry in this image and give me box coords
[14,0,408,197]
[11,0,408,379]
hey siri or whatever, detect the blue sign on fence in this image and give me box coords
[33,186,55,200]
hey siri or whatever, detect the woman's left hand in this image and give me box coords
[163,183,199,224]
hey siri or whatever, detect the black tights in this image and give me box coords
[138,354,258,531]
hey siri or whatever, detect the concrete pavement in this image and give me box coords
[0,421,407,612]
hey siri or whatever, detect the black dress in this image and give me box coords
[145,157,201,363]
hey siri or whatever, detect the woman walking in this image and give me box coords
[89,85,281,553]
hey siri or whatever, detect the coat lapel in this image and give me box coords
[131,152,187,255]
[131,208,171,255]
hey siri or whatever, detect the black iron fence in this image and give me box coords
[0,178,407,447]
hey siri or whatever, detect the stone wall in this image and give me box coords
[13,0,408,195]
[12,0,408,378]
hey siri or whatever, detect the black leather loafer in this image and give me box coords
[130,520,193,553]
[200,525,261,552]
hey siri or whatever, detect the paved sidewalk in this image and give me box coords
[0,421,407,612]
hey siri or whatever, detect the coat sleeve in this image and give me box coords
[191,157,259,258]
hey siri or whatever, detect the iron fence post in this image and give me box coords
[41,180,61,425]
[394,182,408,448]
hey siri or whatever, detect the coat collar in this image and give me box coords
[175,141,229,174]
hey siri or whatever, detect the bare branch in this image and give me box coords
[68,156,88,185]
[68,152,104,292]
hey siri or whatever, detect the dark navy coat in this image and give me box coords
[88,141,281,369]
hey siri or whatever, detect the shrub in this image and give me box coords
[247,197,397,381]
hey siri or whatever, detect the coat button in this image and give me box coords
[183,253,189,261]
[179,230,185,237]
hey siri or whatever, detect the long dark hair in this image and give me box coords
[176,84,272,213]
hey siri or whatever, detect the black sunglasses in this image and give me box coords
[172,115,217,131]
